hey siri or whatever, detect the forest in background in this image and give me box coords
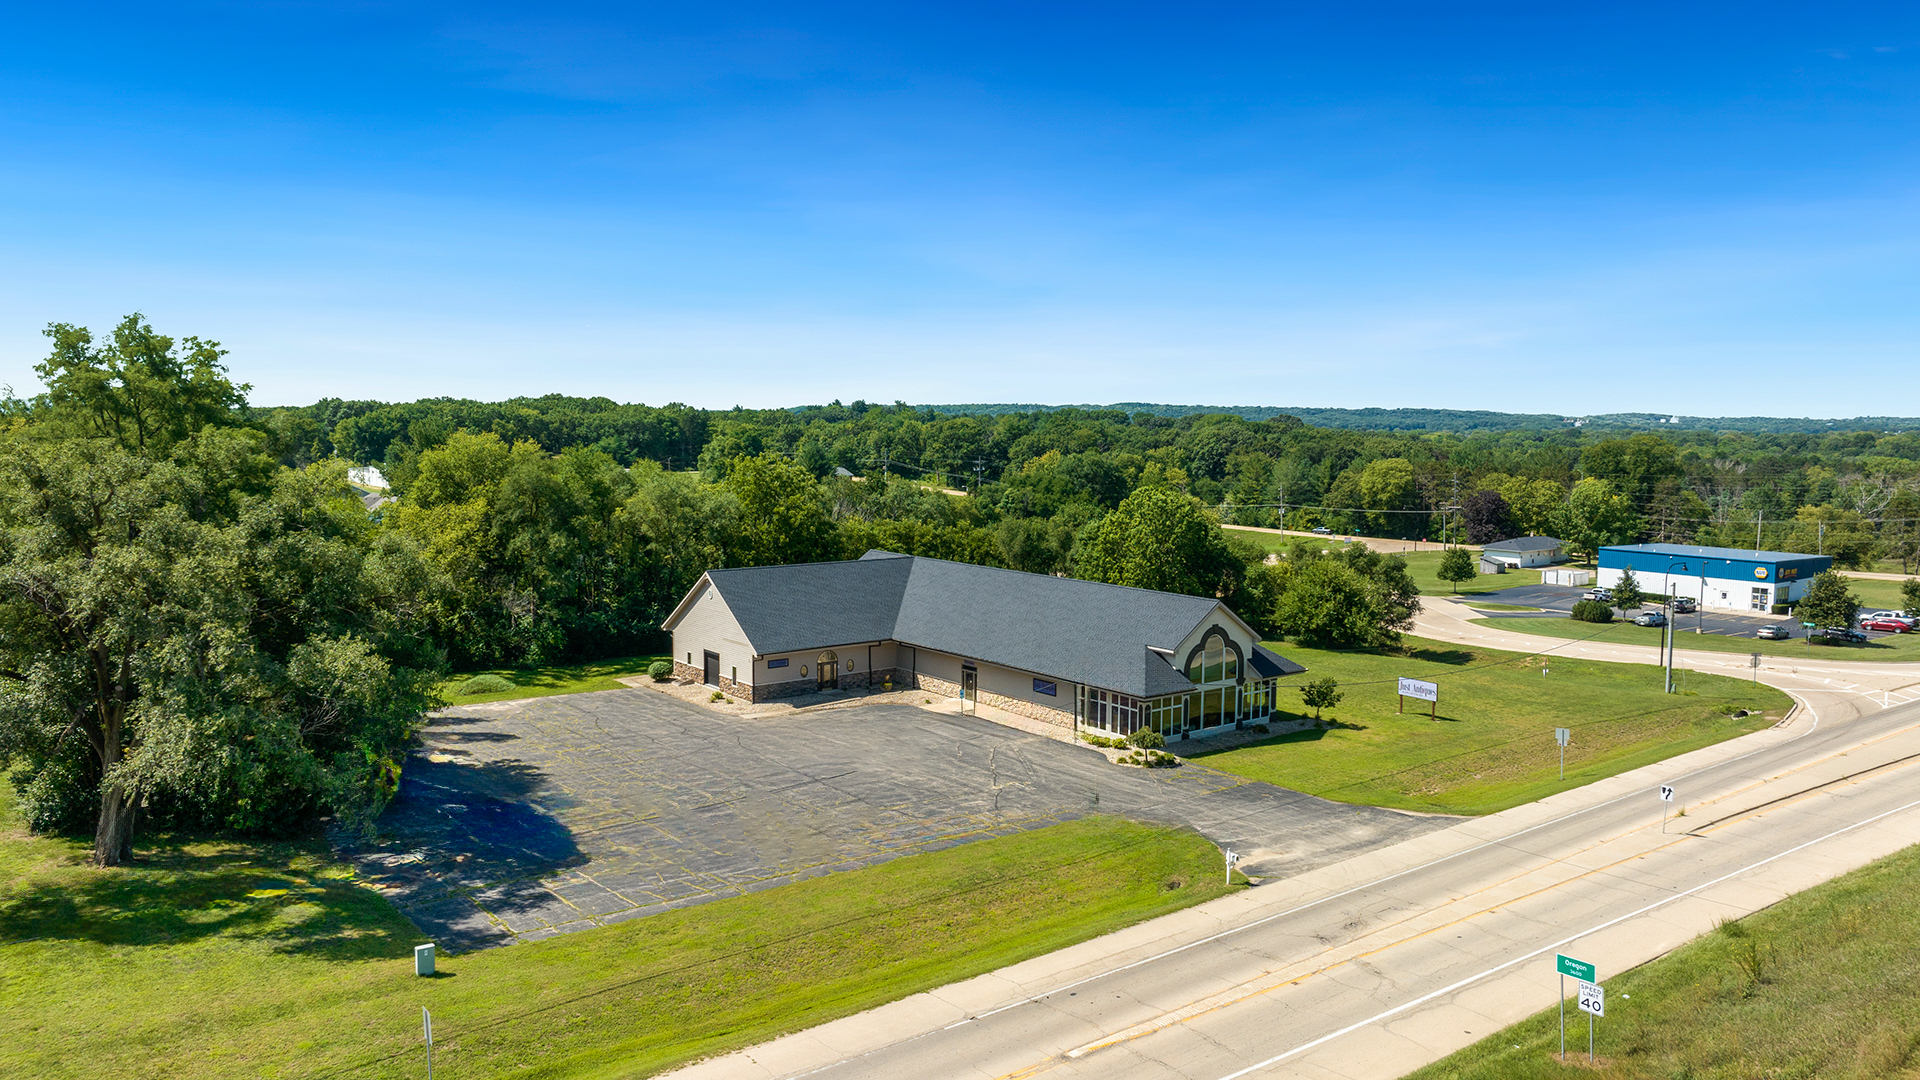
[8,315,1920,860]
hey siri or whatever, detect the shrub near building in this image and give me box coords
[1571,599,1615,623]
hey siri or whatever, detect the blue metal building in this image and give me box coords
[1596,543,1832,613]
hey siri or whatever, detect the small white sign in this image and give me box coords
[1555,728,1571,747]
[1397,677,1439,703]
[1224,849,1239,866]
[1660,785,1675,803]
[1577,980,1605,1017]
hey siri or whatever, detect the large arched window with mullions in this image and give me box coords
[1185,631,1241,686]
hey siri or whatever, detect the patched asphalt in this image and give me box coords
[346,688,1455,950]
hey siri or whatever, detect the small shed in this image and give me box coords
[1477,554,1508,574]
[1541,567,1593,587]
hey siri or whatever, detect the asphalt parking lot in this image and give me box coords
[1466,583,1902,641]
[347,688,1454,950]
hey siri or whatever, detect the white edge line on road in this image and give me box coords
[944,702,1827,1031]
[771,693,1839,1080]
[1210,793,1920,1080]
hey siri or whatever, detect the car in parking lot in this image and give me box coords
[1670,597,1697,614]
[1864,610,1916,626]
[1633,611,1667,627]
[1583,588,1613,602]
[1755,624,1792,640]
[1860,616,1912,633]
[1820,626,1868,643]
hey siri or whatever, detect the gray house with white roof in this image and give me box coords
[662,550,1305,741]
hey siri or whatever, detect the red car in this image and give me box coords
[1860,617,1911,633]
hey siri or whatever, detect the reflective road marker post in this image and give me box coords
[423,1007,434,1079]
[1555,954,1595,1061]
[1555,728,1570,779]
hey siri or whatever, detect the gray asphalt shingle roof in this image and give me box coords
[1483,535,1563,553]
[690,551,1303,697]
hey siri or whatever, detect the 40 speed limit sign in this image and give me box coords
[1577,979,1605,1017]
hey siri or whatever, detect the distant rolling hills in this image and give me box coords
[923,403,1920,434]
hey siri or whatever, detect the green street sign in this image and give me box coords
[1556,954,1595,981]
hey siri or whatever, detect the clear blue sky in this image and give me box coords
[2,3,1917,413]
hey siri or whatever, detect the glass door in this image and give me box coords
[960,667,977,715]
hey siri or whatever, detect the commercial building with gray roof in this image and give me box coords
[662,551,1305,741]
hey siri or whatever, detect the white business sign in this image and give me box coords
[1397,678,1439,703]
[1577,980,1605,1017]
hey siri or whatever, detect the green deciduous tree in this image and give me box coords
[29,314,250,454]
[1298,678,1343,721]
[1271,545,1420,649]
[1437,547,1477,593]
[1798,571,1861,635]
[1903,578,1920,619]
[1075,487,1241,598]
[1555,477,1641,564]
[724,453,840,567]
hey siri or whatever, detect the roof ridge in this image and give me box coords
[896,551,1222,605]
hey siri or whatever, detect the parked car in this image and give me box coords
[1820,627,1868,643]
[1633,611,1667,627]
[1670,597,1697,614]
[1755,625,1792,640]
[1311,526,1333,535]
[1864,610,1916,626]
[1860,616,1912,633]
[1583,588,1613,602]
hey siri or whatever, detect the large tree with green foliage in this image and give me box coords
[1436,547,1477,593]
[1075,487,1241,598]
[0,319,436,866]
[1555,477,1640,564]
[1271,544,1420,648]
[1798,571,1861,635]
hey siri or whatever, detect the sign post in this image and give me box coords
[1749,652,1761,684]
[1577,979,1605,1061]
[1555,954,1595,1061]
[1660,784,1675,832]
[1555,728,1570,779]
[1223,848,1239,886]
[1396,677,1438,720]
[423,1007,434,1080]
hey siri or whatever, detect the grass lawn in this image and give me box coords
[1187,636,1787,815]
[1463,602,1543,612]
[437,655,669,705]
[1842,573,1914,613]
[1399,550,1544,597]
[1221,527,1341,557]
[1404,840,1920,1080]
[1466,614,1920,662]
[0,794,1237,1080]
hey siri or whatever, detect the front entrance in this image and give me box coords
[817,650,839,691]
[702,650,720,687]
[961,666,977,715]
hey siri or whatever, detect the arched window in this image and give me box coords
[1184,629,1243,687]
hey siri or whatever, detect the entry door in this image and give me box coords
[961,667,977,715]
[702,650,720,686]
[817,658,839,691]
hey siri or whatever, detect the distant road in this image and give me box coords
[1221,523,1475,555]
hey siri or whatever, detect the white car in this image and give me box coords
[1864,610,1916,626]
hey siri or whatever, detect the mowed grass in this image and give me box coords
[1188,636,1787,815]
[0,793,1237,1080]
[436,655,668,705]
[1466,614,1920,662]
[1399,550,1544,597]
[1405,840,1920,1080]
[1842,573,1915,613]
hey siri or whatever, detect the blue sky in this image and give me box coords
[2,3,1917,413]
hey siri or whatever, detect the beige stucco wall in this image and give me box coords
[1168,604,1261,677]
[670,579,755,686]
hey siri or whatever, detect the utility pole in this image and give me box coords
[1756,509,1764,553]
[971,457,986,494]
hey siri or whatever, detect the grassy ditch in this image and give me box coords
[1404,840,1920,1080]
[0,795,1237,1080]
[1187,635,1788,815]
[1466,614,1920,662]
[435,655,669,705]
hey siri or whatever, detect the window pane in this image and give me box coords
[1224,649,1239,682]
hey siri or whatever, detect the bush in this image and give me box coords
[1127,728,1166,749]
[1770,603,1791,615]
[647,660,674,682]
[8,756,97,835]
[456,673,517,697]
[1571,599,1615,623]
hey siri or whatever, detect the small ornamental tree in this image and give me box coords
[1298,678,1344,721]
[1798,570,1861,636]
[1613,567,1645,612]
[1436,546,1477,593]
